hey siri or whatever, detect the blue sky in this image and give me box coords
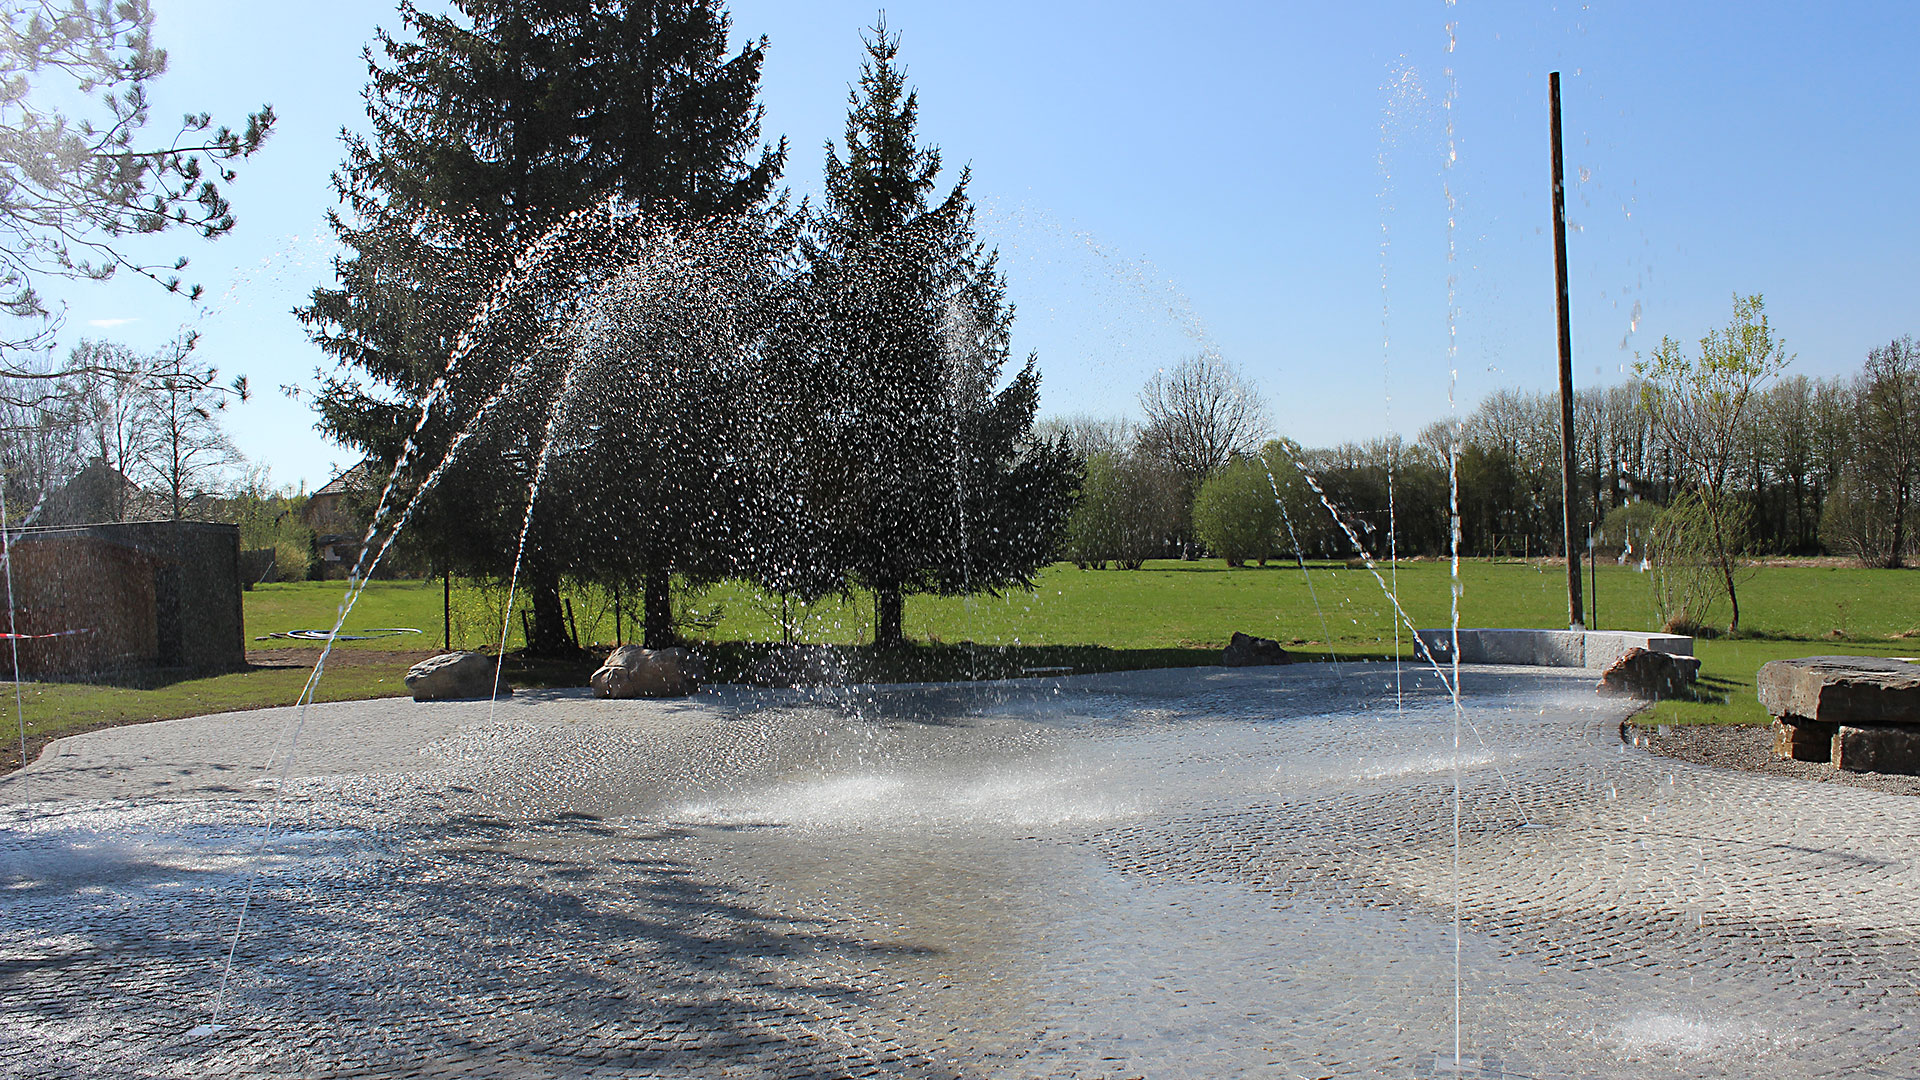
[44,1,1920,490]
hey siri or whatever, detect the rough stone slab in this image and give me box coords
[1415,628,1692,669]
[1756,656,1920,727]
[1772,717,1835,763]
[1834,724,1920,774]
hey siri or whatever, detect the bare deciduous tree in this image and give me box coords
[1136,353,1269,557]
[1822,336,1920,568]
[1137,352,1268,489]
[69,339,153,518]
[1036,413,1138,460]
[0,353,84,517]
[1758,375,1819,552]
[137,336,243,519]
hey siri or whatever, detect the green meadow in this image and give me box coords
[241,558,1920,652]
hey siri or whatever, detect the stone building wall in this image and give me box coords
[3,521,244,678]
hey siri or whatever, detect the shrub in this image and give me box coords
[1648,494,1750,635]
[1063,452,1183,569]
[1193,455,1281,566]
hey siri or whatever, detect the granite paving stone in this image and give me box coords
[0,664,1914,1077]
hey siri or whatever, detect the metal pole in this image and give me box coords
[1582,518,1597,622]
[1588,522,1598,629]
[1551,71,1584,631]
[443,569,451,651]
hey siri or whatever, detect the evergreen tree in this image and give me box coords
[298,0,784,652]
[565,216,791,646]
[777,18,1074,647]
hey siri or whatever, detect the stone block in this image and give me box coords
[1833,725,1920,774]
[1581,631,1694,669]
[1756,656,1920,727]
[405,651,511,701]
[1413,628,1692,669]
[1772,717,1835,763]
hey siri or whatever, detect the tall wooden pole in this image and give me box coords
[1550,71,1584,631]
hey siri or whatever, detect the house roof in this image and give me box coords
[34,459,151,527]
[313,461,376,498]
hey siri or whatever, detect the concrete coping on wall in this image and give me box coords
[1413,628,1694,671]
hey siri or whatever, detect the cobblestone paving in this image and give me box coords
[1,664,1916,1078]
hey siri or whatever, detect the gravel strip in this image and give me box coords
[1624,716,1920,796]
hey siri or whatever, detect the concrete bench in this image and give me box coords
[1414,628,1693,670]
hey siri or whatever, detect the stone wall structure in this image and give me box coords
[3,521,245,678]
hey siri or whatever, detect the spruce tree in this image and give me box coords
[565,215,791,646]
[298,0,783,652]
[780,18,1075,647]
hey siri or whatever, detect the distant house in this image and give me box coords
[2,521,245,678]
[36,458,150,526]
[304,462,373,578]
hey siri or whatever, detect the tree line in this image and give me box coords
[1,334,248,524]
[1062,300,1920,607]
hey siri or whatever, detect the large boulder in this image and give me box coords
[1596,646,1699,699]
[1222,631,1291,667]
[591,645,702,699]
[405,651,512,701]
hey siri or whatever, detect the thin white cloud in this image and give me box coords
[87,317,139,328]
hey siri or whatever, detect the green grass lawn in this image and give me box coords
[246,579,468,650]
[0,654,422,773]
[238,558,1920,653]
[5,558,1916,770]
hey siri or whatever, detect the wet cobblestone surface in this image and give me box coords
[2,664,1917,1078]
